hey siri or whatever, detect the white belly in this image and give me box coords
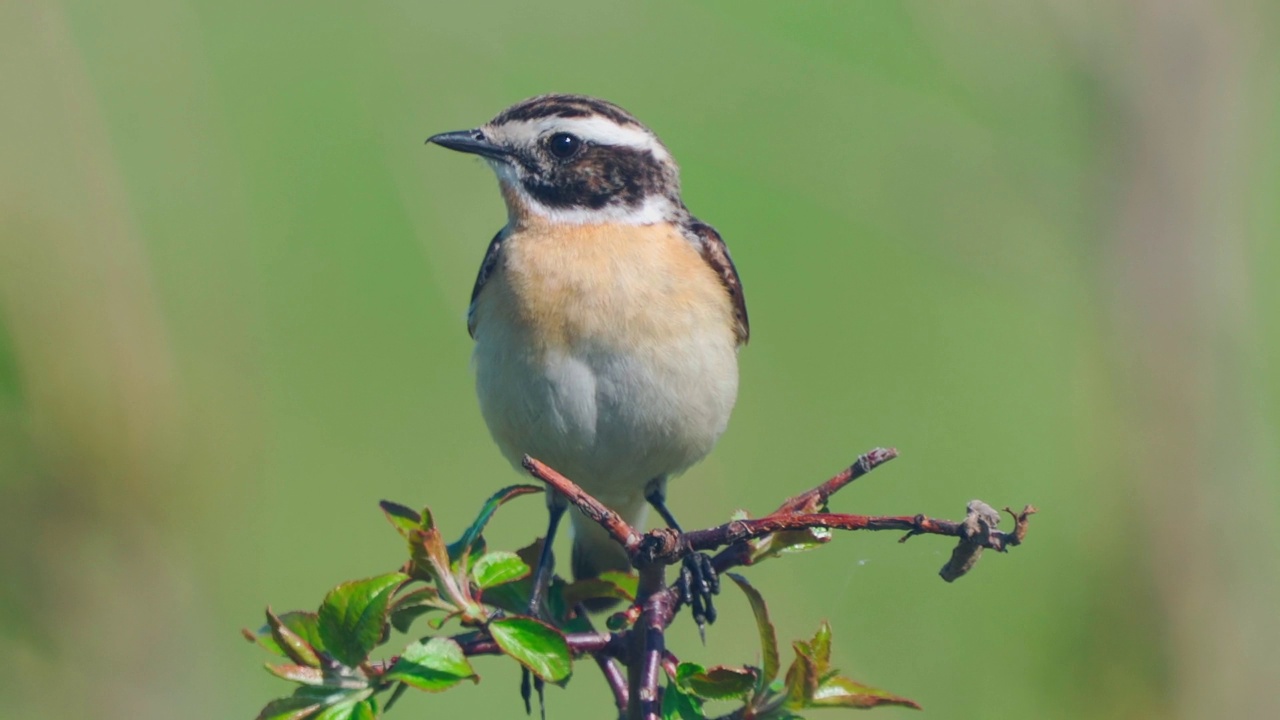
[474,322,738,510]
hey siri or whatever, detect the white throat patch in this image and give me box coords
[489,159,675,225]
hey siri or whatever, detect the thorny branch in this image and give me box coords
[517,448,1037,720]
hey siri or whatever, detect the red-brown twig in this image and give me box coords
[596,655,629,717]
[453,629,618,658]
[627,565,677,720]
[522,456,643,551]
[514,448,1036,720]
[773,447,899,514]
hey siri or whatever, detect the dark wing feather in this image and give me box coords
[688,220,749,345]
[466,230,504,338]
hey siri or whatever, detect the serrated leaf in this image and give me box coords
[267,609,322,667]
[471,551,530,589]
[386,637,478,692]
[447,484,543,561]
[379,500,423,538]
[662,677,706,720]
[489,616,573,683]
[676,662,758,700]
[810,675,921,710]
[727,573,780,686]
[317,573,408,667]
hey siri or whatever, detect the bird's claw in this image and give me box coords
[520,667,546,719]
[677,551,720,638]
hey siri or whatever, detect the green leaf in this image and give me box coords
[488,616,573,683]
[747,527,832,564]
[810,675,921,710]
[389,586,449,634]
[255,694,323,720]
[447,484,543,561]
[379,501,423,538]
[385,637,478,692]
[562,572,636,608]
[662,677,706,720]
[474,539,541,615]
[597,570,638,598]
[349,699,376,720]
[727,573,780,686]
[311,690,376,720]
[317,573,408,667]
[676,662,758,700]
[471,551,530,589]
[353,699,377,720]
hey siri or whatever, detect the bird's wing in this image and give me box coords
[688,221,749,346]
[466,229,504,338]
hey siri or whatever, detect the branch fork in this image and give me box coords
[518,448,1036,719]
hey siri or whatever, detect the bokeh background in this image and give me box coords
[3,1,1278,718]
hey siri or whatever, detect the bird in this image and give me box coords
[426,94,748,626]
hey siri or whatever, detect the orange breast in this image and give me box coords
[476,220,736,353]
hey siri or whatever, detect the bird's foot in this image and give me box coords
[676,551,720,640]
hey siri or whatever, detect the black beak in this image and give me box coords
[426,129,509,161]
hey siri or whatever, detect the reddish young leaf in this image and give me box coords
[266,608,321,668]
[727,573,780,686]
[676,663,758,700]
[811,675,921,710]
[265,663,326,686]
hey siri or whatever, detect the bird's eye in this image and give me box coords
[547,132,582,159]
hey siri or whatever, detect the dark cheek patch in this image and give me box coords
[521,146,668,211]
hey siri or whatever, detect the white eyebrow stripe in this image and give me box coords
[498,117,671,161]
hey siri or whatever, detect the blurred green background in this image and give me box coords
[3,1,1278,718]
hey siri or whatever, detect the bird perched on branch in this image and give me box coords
[427,94,748,627]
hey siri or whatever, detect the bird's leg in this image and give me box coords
[527,498,566,617]
[520,497,567,718]
[644,480,720,638]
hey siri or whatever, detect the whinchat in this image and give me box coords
[428,95,748,622]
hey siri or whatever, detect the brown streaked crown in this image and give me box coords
[490,94,643,128]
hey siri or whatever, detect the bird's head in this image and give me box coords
[428,94,683,225]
